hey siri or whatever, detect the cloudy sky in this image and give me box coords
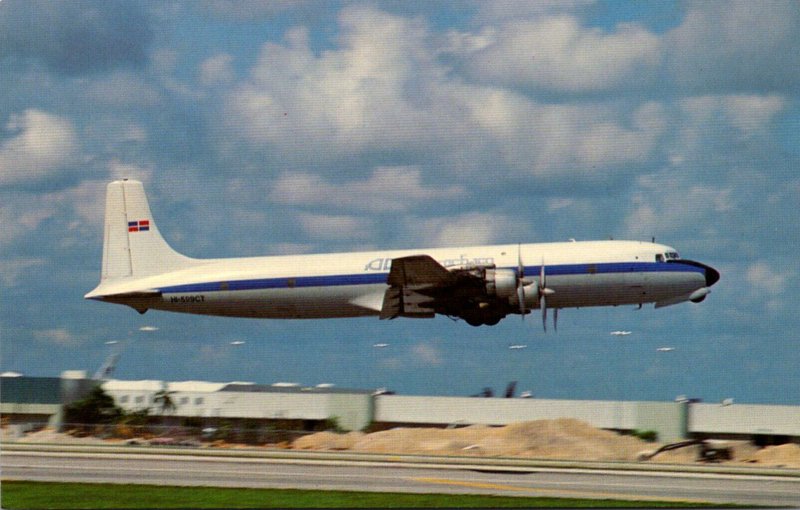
[2,0,798,404]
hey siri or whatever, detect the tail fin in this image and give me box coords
[100,179,196,281]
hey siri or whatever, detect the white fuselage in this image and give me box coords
[87,240,713,319]
[85,180,719,324]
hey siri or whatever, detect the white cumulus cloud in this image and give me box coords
[411,342,443,366]
[411,212,530,248]
[465,16,661,93]
[200,53,235,86]
[746,261,792,296]
[0,257,45,287]
[666,1,800,93]
[298,212,372,241]
[33,328,84,347]
[270,166,466,212]
[220,5,672,183]
[0,109,79,186]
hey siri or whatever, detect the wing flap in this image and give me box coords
[380,287,402,319]
[380,255,455,320]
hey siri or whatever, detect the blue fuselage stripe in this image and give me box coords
[157,262,705,294]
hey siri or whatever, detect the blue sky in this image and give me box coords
[1,0,798,404]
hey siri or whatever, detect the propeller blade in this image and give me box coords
[541,294,547,332]
[539,260,545,290]
[540,260,547,332]
[517,244,527,319]
[537,259,556,332]
[554,308,558,332]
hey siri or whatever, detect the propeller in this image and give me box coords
[516,246,556,332]
[515,245,537,319]
[538,259,555,332]
[516,247,528,317]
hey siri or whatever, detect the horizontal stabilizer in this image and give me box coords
[89,290,162,300]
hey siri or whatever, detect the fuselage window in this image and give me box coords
[656,254,665,263]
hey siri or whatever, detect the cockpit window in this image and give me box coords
[666,251,680,260]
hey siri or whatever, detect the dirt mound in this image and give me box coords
[292,419,652,461]
[6,428,110,445]
[293,431,364,450]
[291,420,800,467]
[749,443,800,468]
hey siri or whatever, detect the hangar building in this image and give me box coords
[2,372,799,445]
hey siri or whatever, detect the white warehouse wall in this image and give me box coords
[375,396,689,442]
[375,396,640,429]
[690,404,800,436]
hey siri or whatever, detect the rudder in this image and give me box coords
[100,179,196,281]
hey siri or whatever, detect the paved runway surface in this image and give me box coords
[3,450,799,506]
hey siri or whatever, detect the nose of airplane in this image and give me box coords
[704,263,720,287]
[673,259,720,287]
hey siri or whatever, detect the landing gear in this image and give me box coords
[465,316,483,327]
[463,312,504,327]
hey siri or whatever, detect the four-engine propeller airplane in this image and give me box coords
[86,180,720,330]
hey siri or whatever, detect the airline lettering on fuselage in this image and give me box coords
[364,255,495,272]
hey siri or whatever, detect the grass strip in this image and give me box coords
[1,481,739,509]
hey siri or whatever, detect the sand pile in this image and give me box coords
[7,423,799,468]
[293,419,651,462]
[6,428,110,445]
[292,431,365,450]
[292,420,800,467]
[749,443,800,468]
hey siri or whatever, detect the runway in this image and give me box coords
[3,449,799,507]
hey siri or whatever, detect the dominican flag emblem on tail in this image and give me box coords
[128,219,150,232]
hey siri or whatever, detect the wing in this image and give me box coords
[386,255,456,287]
[380,255,508,325]
[380,255,454,319]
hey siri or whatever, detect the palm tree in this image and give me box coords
[153,388,177,416]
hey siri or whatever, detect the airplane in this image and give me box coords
[656,347,675,352]
[85,180,720,331]
[508,344,528,349]
[372,343,390,348]
[610,330,632,336]
[229,340,246,346]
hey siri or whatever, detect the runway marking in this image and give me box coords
[410,477,714,504]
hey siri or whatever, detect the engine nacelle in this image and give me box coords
[484,268,518,299]
[520,283,540,308]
